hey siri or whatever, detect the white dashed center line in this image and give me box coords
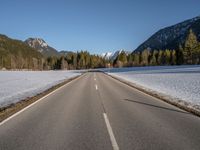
[103,113,119,150]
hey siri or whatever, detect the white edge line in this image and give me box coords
[103,113,119,150]
[0,75,80,126]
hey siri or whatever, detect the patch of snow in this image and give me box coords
[102,50,131,60]
[106,65,200,107]
[0,70,81,108]
[103,52,113,59]
[35,38,48,47]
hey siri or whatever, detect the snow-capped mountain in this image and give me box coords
[101,52,113,59]
[25,38,59,57]
[102,50,131,61]
[134,15,200,52]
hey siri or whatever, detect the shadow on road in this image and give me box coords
[124,99,191,115]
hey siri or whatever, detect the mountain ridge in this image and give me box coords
[0,34,43,69]
[24,38,59,57]
[134,15,200,52]
[101,50,131,61]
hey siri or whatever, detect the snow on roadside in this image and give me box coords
[108,65,200,109]
[0,70,81,108]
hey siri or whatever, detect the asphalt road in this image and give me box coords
[0,72,200,150]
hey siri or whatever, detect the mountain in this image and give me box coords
[134,16,200,52]
[101,52,113,59]
[24,38,59,57]
[102,50,131,61]
[0,34,43,69]
[59,50,75,56]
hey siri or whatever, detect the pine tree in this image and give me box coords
[141,49,150,66]
[183,29,198,64]
[60,57,68,70]
[193,39,200,64]
[157,50,164,65]
[197,43,200,64]
[133,53,140,66]
[165,49,171,65]
[150,50,158,66]
[115,51,127,67]
[170,50,176,65]
[176,45,184,65]
[127,54,133,67]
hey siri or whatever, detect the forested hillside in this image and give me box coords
[24,38,59,57]
[0,35,108,70]
[135,16,200,52]
[0,35,43,70]
[113,30,200,67]
[1,15,200,70]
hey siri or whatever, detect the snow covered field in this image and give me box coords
[107,65,200,108]
[0,70,81,108]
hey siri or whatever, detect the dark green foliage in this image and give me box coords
[176,45,184,65]
[129,29,200,67]
[135,16,200,52]
[1,29,200,70]
[113,51,128,67]
[45,51,107,70]
[170,50,176,65]
[141,49,150,66]
[133,53,140,66]
[0,34,111,70]
[183,29,199,64]
[183,30,195,64]
[0,35,43,70]
[150,50,158,65]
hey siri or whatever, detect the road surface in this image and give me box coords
[0,72,200,150]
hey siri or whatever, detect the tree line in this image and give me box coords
[0,51,108,70]
[0,29,200,70]
[113,29,200,67]
[0,35,44,70]
[44,51,108,70]
[0,34,108,70]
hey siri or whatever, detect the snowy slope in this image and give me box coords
[101,52,113,59]
[102,50,131,61]
[107,65,200,107]
[134,16,200,52]
[24,38,59,57]
[0,71,81,108]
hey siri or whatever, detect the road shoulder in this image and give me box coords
[0,75,82,122]
[106,73,200,117]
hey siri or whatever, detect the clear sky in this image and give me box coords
[0,0,200,54]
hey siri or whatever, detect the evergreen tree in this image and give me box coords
[127,54,133,67]
[141,49,150,66]
[157,50,164,65]
[114,51,127,67]
[170,50,176,65]
[60,57,68,70]
[176,45,184,65]
[183,29,198,64]
[118,51,128,65]
[150,50,158,66]
[165,49,171,65]
[133,53,140,66]
[193,40,200,64]
[196,43,200,64]
[72,53,77,69]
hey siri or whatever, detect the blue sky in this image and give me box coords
[0,0,200,54]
